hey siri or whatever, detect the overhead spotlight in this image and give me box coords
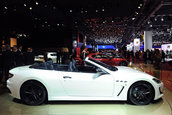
[29,7,32,10]
[53,6,56,10]
[154,17,157,21]
[167,28,170,32]
[36,2,39,5]
[96,10,98,12]
[13,9,17,12]
[138,6,141,9]
[24,4,26,7]
[102,9,105,12]
[4,6,8,9]
[132,18,135,20]
[70,10,72,13]
[161,17,164,21]
[147,21,150,24]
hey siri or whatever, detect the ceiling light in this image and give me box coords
[161,17,164,21]
[24,4,27,7]
[132,18,135,20]
[102,9,105,12]
[53,6,56,10]
[96,10,98,12]
[36,2,39,5]
[4,6,8,9]
[29,7,32,10]
[70,10,72,12]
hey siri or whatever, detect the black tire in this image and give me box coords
[20,80,47,105]
[128,82,154,105]
[119,61,127,66]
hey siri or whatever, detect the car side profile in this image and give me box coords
[7,57,163,105]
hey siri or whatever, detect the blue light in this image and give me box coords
[98,45,115,50]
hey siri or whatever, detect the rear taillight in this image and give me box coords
[8,73,14,78]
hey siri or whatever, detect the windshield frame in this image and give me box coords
[88,57,118,71]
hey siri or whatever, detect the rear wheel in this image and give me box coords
[20,81,47,105]
[128,82,154,105]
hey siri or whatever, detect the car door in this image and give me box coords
[60,64,114,97]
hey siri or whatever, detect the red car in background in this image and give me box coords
[87,53,128,66]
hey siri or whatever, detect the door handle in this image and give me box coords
[63,76,72,79]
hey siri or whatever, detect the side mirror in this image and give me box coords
[93,72,106,79]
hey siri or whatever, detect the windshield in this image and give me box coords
[88,57,118,71]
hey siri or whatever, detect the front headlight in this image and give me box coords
[153,78,161,84]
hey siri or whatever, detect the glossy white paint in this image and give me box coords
[7,57,163,102]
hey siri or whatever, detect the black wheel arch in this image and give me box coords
[127,80,155,104]
[20,80,48,102]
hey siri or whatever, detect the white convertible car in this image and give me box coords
[7,57,163,105]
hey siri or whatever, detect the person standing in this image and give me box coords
[24,48,35,65]
[2,45,15,85]
[161,50,165,62]
[16,45,25,66]
[0,51,3,84]
[143,49,151,64]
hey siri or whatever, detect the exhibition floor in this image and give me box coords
[0,62,172,115]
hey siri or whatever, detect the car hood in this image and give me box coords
[114,66,154,80]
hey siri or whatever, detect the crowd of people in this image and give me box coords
[121,49,170,69]
[0,45,35,85]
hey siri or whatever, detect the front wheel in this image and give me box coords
[128,82,154,105]
[20,81,47,105]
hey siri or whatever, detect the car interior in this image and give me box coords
[29,60,98,73]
